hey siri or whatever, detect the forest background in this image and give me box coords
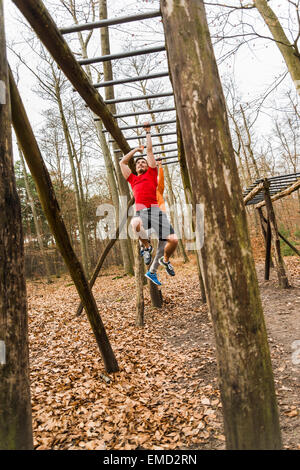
[5,0,300,280]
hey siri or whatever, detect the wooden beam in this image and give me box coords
[12,0,131,156]
[255,178,300,209]
[243,182,264,204]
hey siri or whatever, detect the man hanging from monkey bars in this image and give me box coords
[141,157,167,286]
[120,122,178,283]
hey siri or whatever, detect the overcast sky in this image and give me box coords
[3,1,298,151]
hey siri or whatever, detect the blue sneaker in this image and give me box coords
[145,271,162,286]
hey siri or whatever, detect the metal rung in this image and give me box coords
[78,45,166,66]
[101,119,177,132]
[113,107,175,119]
[150,140,178,148]
[93,71,169,88]
[60,10,161,34]
[109,131,177,142]
[105,91,174,105]
[134,148,178,157]
[119,150,177,160]
[256,172,300,182]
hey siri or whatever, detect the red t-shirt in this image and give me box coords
[127,166,158,211]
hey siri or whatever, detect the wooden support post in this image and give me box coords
[135,241,144,326]
[161,0,281,449]
[148,281,163,308]
[9,68,119,373]
[263,180,290,288]
[0,1,33,448]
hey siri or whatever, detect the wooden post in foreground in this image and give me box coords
[9,69,119,374]
[0,1,33,448]
[161,0,282,449]
[263,181,290,288]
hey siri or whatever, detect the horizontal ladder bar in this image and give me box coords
[131,148,177,158]
[102,119,177,132]
[113,107,175,119]
[78,45,166,66]
[104,91,174,105]
[93,71,169,88]
[60,10,161,34]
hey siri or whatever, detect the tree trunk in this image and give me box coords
[18,144,53,283]
[0,3,33,448]
[9,68,119,374]
[161,0,282,449]
[240,105,260,179]
[254,0,300,96]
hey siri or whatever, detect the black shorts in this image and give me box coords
[135,206,175,241]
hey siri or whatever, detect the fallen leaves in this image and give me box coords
[26,257,300,450]
[27,266,223,450]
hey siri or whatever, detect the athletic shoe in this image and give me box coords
[145,271,162,286]
[159,257,175,276]
[142,245,153,265]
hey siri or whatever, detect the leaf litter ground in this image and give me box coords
[27,255,300,450]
